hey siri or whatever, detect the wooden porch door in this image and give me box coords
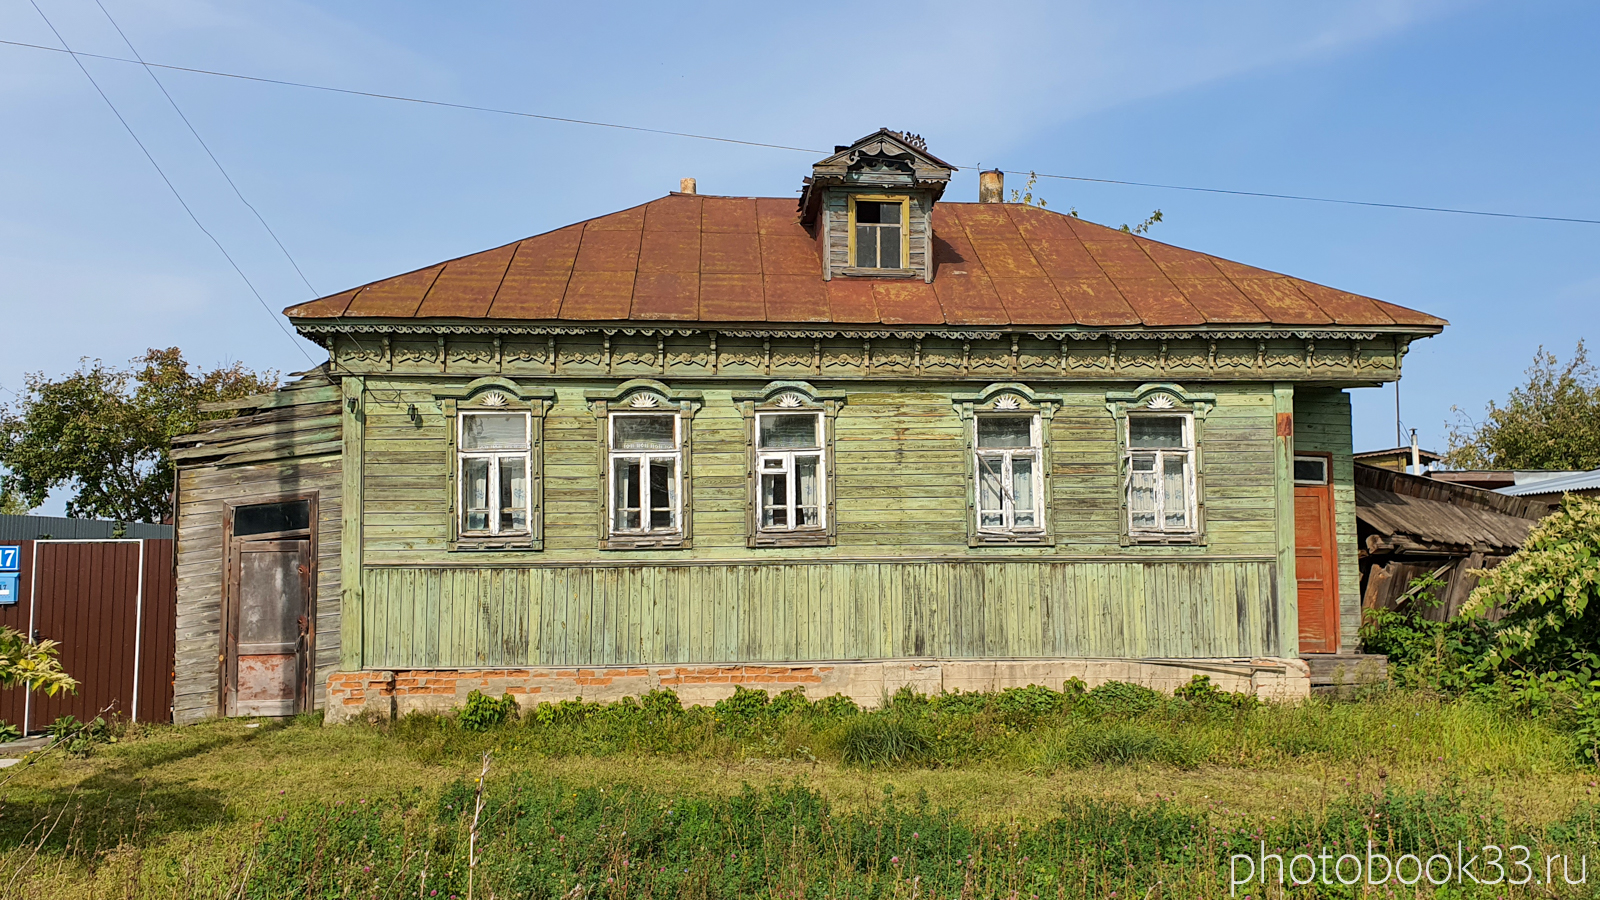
[223,496,316,717]
[227,541,311,716]
[1293,453,1340,653]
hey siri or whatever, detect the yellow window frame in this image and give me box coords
[846,194,912,270]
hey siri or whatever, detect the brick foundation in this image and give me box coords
[323,657,1310,723]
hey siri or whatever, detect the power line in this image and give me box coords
[84,0,405,404]
[1011,170,1600,226]
[0,38,825,156]
[4,36,1597,228]
[89,0,321,298]
[19,9,314,364]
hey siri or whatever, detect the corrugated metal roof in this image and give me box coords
[284,197,1447,330]
[0,515,172,541]
[1497,468,1600,496]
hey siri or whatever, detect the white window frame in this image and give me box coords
[754,411,827,534]
[457,411,533,537]
[974,414,1044,536]
[607,412,683,537]
[1125,413,1197,538]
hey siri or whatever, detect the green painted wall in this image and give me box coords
[349,378,1295,667]
[1293,388,1361,650]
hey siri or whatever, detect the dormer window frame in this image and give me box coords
[844,193,913,275]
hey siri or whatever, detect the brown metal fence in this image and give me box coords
[0,539,175,733]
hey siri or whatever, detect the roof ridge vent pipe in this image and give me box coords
[680,178,697,195]
[979,169,1003,203]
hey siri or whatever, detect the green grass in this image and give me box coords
[0,684,1595,898]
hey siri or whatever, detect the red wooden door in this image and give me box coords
[1293,454,1340,653]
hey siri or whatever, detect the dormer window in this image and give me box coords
[849,196,909,270]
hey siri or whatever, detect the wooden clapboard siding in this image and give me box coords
[359,379,1282,565]
[1294,388,1360,648]
[360,559,1279,668]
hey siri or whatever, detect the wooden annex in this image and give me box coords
[172,131,1447,724]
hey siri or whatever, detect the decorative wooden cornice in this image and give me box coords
[315,326,1415,385]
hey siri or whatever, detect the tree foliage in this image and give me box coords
[0,349,277,523]
[1444,340,1600,471]
[1008,172,1163,234]
[0,627,76,697]
[1466,495,1600,670]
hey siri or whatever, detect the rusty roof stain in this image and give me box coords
[285,196,1447,330]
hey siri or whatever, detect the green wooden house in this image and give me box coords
[171,131,1445,724]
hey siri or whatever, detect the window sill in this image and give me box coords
[601,534,689,551]
[1126,533,1204,546]
[749,530,832,549]
[971,532,1053,547]
[450,537,542,552]
[839,266,918,278]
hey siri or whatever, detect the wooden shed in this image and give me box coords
[1356,463,1547,620]
[171,370,342,723]
[173,131,1450,723]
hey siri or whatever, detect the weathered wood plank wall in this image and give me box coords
[359,560,1280,668]
[358,381,1279,563]
[348,379,1288,666]
[173,456,341,723]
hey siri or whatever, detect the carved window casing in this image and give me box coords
[953,384,1061,546]
[1106,383,1216,546]
[734,382,844,548]
[435,377,555,551]
[459,411,532,537]
[975,415,1043,536]
[585,380,702,550]
[608,412,682,538]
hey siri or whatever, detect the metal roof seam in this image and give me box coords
[1127,232,1206,326]
[410,264,448,318]
[483,238,522,316]
[553,222,590,319]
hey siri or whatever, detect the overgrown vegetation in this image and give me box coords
[0,693,1593,898]
[1361,495,1600,765]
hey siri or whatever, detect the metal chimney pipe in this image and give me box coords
[680,178,697,195]
[978,170,1004,203]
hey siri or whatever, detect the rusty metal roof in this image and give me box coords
[284,195,1447,330]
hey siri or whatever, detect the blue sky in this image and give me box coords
[2,1,1596,514]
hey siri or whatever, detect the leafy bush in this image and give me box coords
[45,714,115,757]
[1085,680,1164,715]
[458,690,517,732]
[0,721,19,743]
[1172,674,1258,712]
[994,683,1070,725]
[640,687,683,718]
[713,685,771,724]
[1467,494,1600,670]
